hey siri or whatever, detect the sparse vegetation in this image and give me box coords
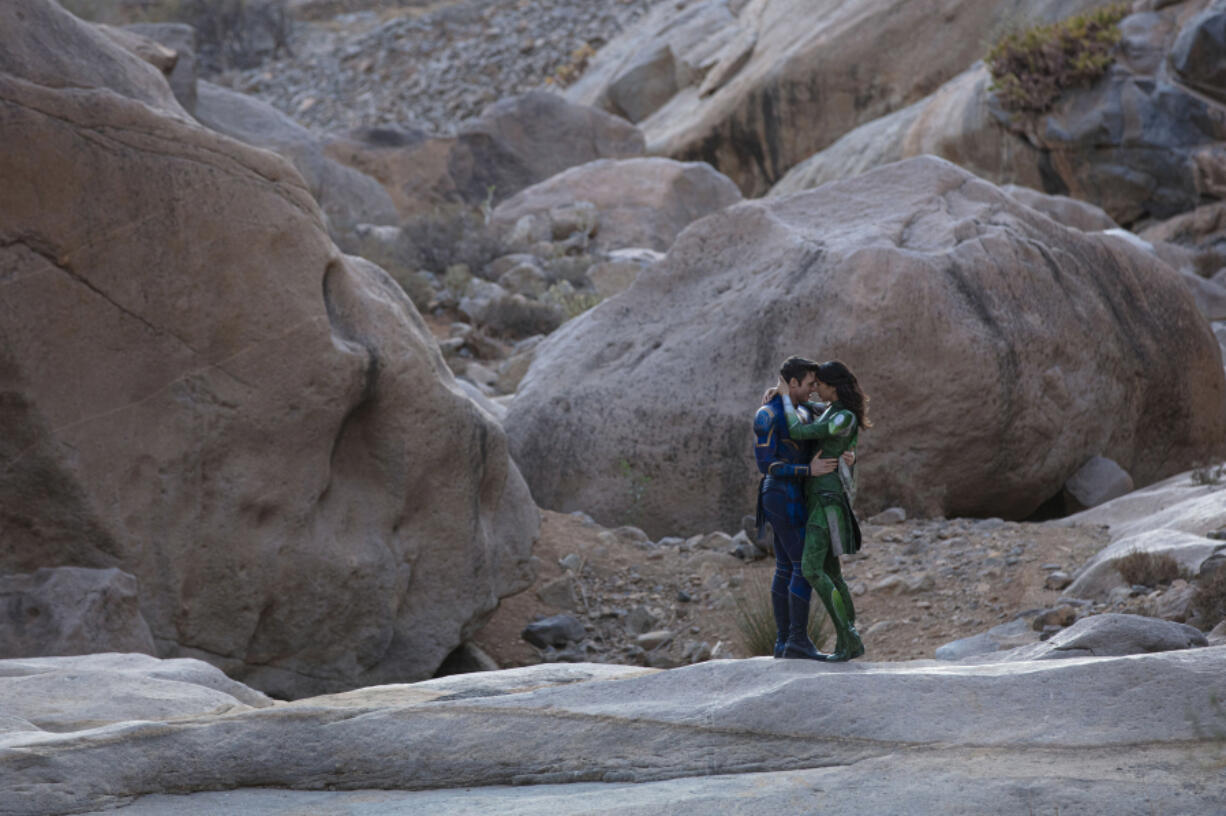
[548,43,596,87]
[396,205,507,279]
[1191,566,1226,630]
[1115,550,1185,587]
[986,4,1128,114]
[481,295,564,338]
[734,578,828,657]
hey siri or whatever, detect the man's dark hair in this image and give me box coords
[779,355,819,385]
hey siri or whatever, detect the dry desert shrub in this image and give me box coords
[1115,550,1185,587]
[986,4,1128,114]
[734,577,828,657]
[395,206,507,279]
[1191,566,1226,630]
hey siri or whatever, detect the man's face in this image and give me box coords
[789,371,818,402]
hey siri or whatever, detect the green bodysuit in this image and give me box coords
[781,395,864,661]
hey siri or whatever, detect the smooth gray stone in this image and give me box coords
[5,651,1226,815]
[976,613,1208,663]
[85,751,1226,816]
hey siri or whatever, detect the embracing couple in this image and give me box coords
[754,356,872,662]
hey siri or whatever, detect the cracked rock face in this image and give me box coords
[506,156,1226,536]
[0,0,538,698]
[565,0,1108,197]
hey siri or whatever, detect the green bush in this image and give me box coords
[986,4,1128,114]
[734,577,828,657]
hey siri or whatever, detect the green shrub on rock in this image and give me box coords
[986,5,1128,114]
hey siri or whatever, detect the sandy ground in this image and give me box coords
[472,509,1112,668]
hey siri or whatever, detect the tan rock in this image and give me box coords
[324,91,645,218]
[0,0,538,698]
[506,157,1226,535]
[569,0,1104,196]
[194,80,400,239]
[491,158,742,253]
[771,65,1047,200]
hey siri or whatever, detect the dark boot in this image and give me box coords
[771,590,789,658]
[782,591,829,661]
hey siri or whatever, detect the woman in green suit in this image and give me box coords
[779,360,871,661]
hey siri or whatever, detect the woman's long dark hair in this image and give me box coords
[816,360,872,430]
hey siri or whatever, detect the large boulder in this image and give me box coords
[0,567,156,658]
[194,80,400,241]
[505,157,1226,536]
[0,0,538,698]
[324,91,647,218]
[566,0,1106,196]
[2,652,1224,814]
[490,158,743,253]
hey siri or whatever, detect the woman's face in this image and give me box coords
[815,379,838,403]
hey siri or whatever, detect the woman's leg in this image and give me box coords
[804,506,861,661]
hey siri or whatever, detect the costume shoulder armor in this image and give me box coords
[827,409,858,437]
[753,404,776,437]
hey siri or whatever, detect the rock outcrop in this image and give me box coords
[324,91,647,218]
[0,568,156,658]
[2,651,1224,814]
[194,80,400,241]
[0,0,538,698]
[772,3,1226,230]
[566,0,1107,196]
[505,157,1226,536]
[490,157,743,253]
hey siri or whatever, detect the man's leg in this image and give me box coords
[769,527,791,658]
[761,491,794,657]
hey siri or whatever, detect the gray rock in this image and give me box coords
[984,613,1207,662]
[623,606,659,636]
[635,629,675,650]
[522,615,586,649]
[1064,456,1134,509]
[8,651,1226,815]
[194,81,400,238]
[491,158,743,253]
[122,23,198,115]
[867,507,906,525]
[1044,571,1072,591]
[1171,2,1226,105]
[536,576,578,611]
[0,567,155,658]
[0,653,271,732]
[934,616,1039,660]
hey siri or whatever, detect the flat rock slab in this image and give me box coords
[0,653,272,732]
[4,651,1226,814]
[86,748,1225,816]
